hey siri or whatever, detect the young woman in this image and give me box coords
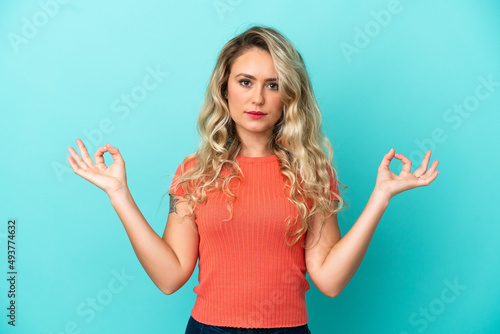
[67,26,439,334]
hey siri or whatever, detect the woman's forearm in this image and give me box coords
[109,187,182,294]
[321,188,391,297]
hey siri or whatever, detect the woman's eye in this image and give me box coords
[239,80,278,90]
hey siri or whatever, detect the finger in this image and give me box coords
[418,169,439,185]
[106,143,124,164]
[421,159,439,179]
[67,156,85,176]
[76,139,95,166]
[379,148,395,170]
[94,146,108,169]
[413,150,432,176]
[67,146,89,170]
[393,152,412,174]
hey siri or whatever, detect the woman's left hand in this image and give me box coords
[375,148,440,200]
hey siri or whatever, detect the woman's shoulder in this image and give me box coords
[181,152,199,165]
[173,153,199,174]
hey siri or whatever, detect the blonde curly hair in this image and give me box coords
[166,25,348,248]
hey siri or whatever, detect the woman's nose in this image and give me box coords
[251,87,265,105]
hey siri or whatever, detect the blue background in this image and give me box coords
[1,0,499,333]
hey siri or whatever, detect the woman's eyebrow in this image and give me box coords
[235,73,278,82]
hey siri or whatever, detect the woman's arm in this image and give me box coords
[109,188,199,295]
[306,148,439,297]
[305,189,389,298]
[67,139,199,295]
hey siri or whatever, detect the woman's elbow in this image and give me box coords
[161,286,180,295]
[321,283,344,298]
[324,289,341,298]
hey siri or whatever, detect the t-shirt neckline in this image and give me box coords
[236,154,278,163]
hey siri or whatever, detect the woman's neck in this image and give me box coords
[238,147,274,157]
[237,131,274,157]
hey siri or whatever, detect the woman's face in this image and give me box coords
[226,47,284,141]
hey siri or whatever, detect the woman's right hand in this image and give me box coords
[67,139,128,196]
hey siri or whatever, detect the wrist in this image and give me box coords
[371,186,392,206]
[108,184,131,204]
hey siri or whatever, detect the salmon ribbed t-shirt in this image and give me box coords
[169,154,339,329]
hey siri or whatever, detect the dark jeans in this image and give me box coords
[185,315,312,334]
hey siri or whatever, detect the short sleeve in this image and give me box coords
[168,156,198,197]
[168,163,186,196]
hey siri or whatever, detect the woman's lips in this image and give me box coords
[245,111,266,119]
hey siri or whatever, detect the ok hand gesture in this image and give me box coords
[67,139,128,196]
[375,148,440,199]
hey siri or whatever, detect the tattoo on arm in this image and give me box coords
[169,194,179,214]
